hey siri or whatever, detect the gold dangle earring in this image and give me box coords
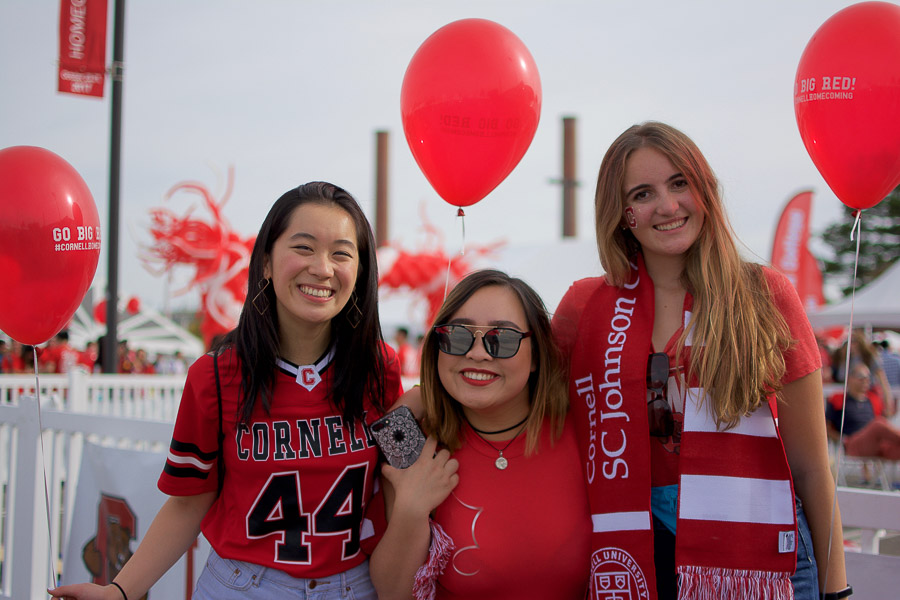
[252,278,271,315]
[345,290,363,329]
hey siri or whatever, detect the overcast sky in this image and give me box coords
[0,0,867,317]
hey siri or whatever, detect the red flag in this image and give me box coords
[58,0,108,98]
[770,190,825,311]
[800,246,826,312]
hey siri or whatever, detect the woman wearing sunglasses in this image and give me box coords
[553,122,848,600]
[370,269,590,599]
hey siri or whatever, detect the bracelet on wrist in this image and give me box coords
[111,581,128,600]
[821,585,852,600]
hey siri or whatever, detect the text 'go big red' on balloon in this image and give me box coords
[795,76,857,103]
[52,226,102,252]
[52,225,101,242]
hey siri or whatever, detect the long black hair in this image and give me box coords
[216,182,387,428]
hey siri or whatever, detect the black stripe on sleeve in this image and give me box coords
[163,463,211,480]
[169,439,218,462]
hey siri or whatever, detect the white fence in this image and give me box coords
[0,372,897,598]
[0,370,183,600]
[837,487,900,596]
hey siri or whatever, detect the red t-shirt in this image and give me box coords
[158,345,402,578]
[431,416,590,599]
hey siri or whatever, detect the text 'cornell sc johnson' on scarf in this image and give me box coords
[575,267,640,483]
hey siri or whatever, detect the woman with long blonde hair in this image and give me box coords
[553,122,849,600]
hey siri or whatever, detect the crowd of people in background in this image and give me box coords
[819,330,899,411]
[0,331,188,375]
[2,323,898,397]
[2,313,898,471]
[0,325,427,378]
[392,326,424,378]
[820,330,900,462]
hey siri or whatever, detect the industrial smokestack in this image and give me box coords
[562,116,577,238]
[375,130,389,247]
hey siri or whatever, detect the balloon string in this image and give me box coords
[849,209,862,242]
[443,254,453,303]
[457,207,467,256]
[823,209,863,595]
[32,347,60,588]
[443,208,468,302]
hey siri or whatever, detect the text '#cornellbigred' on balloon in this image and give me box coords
[0,146,101,345]
[401,18,542,210]
[794,1,900,211]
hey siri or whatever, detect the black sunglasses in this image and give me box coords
[433,324,532,359]
[647,352,674,437]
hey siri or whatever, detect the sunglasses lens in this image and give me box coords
[646,352,673,437]
[434,325,526,358]
[435,326,474,355]
[648,397,674,437]
[483,329,522,359]
[648,353,669,389]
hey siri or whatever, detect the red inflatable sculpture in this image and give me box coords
[143,168,255,348]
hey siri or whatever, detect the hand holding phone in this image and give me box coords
[370,405,426,469]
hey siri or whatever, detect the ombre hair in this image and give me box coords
[595,122,793,427]
[419,270,568,453]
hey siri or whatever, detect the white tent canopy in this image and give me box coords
[808,259,900,330]
[66,295,205,361]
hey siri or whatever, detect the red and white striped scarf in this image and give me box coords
[568,256,796,600]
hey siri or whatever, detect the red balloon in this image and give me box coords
[0,147,101,344]
[794,1,900,210]
[126,296,141,314]
[401,19,541,207]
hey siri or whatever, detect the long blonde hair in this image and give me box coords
[420,270,568,453]
[595,122,793,427]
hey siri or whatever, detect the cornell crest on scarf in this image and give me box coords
[591,547,650,600]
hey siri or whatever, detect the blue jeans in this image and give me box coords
[791,496,819,600]
[192,548,377,600]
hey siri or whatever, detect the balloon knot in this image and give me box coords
[457,208,465,217]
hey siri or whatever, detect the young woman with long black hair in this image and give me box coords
[51,182,402,600]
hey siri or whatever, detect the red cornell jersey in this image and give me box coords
[158,344,402,578]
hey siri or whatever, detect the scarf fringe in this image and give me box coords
[677,565,794,600]
[413,519,455,600]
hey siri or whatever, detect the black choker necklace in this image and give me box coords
[467,414,529,435]
[465,417,529,470]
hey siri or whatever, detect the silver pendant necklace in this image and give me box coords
[495,452,510,470]
[467,418,528,470]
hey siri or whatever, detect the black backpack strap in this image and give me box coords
[213,352,225,497]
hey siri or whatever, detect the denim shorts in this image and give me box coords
[192,548,377,600]
[791,496,819,600]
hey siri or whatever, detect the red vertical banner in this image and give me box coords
[58,0,108,98]
[800,246,826,311]
[770,190,825,311]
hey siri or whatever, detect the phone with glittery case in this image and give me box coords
[370,405,426,469]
